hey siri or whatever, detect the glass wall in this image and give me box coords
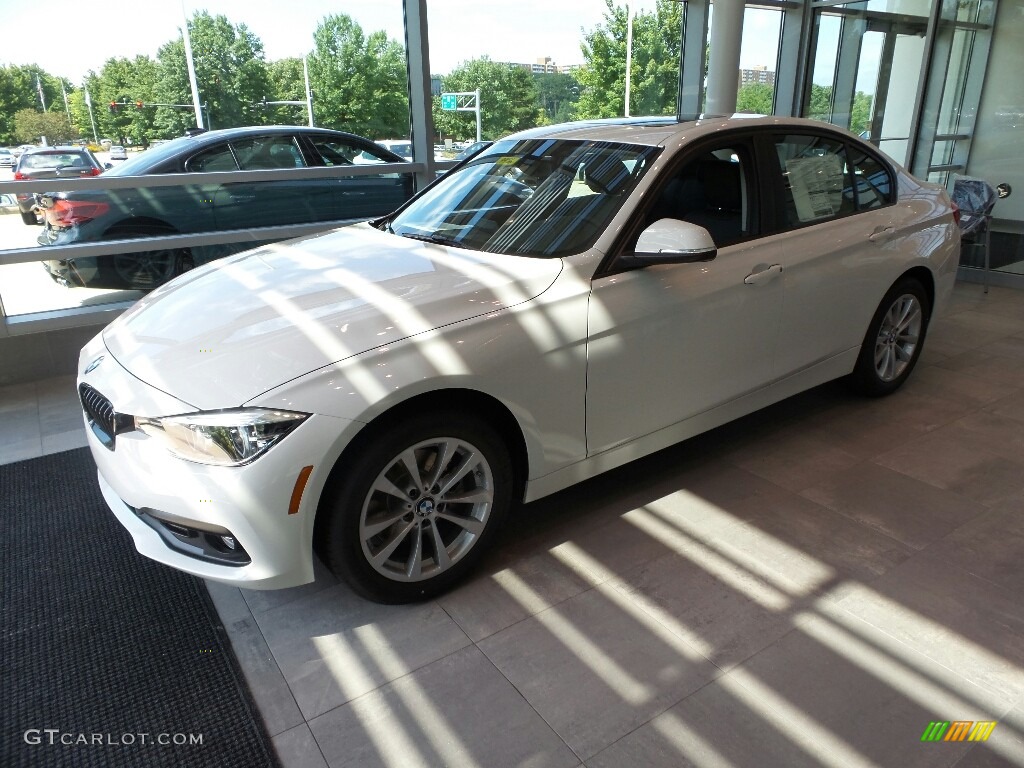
[802,1,930,168]
[3,0,1023,337]
[962,0,1024,276]
[0,1,415,319]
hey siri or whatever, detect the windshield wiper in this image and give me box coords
[398,232,464,248]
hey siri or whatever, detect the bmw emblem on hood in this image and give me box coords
[84,355,105,375]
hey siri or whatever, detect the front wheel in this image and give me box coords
[319,412,512,603]
[850,277,930,396]
[20,210,38,225]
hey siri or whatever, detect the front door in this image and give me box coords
[585,139,783,455]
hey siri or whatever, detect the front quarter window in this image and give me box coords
[388,138,658,257]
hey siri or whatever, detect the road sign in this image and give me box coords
[441,93,457,110]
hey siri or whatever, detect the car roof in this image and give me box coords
[102,124,407,176]
[23,146,94,153]
[186,125,370,143]
[503,114,864,147]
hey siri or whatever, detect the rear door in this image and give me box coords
[303,133,414,221]
[212,134,324,229]
[756,130,899,376]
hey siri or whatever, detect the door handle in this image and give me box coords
[744,264,783,286]
[869,225,895,243]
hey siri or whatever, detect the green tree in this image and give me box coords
[89,57,161,145]
[0,65,67,144]
[265,58,311,126]
[13,109,74,145]
[803,84,874,135]
[308,14,408,138]
[575,0,682,119]
[850,91,874,135]
[534,72,580,125]
[434,59,540,141]
[153,11,272,136]
[736,83,774,115]
[806,83,833,121]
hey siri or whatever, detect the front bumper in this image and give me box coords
[78,334,354,590]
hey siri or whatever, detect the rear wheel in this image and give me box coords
[851,277,930,396]
[105,225,193,290]
[319,411,512,603]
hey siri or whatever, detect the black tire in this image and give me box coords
[319,411,512,603]
[105,225,193,290]
[20,210,38,225]
[851,277,931,397]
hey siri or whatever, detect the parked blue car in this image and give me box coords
[38,126,412,289]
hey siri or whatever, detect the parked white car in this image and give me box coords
[108,145,128,160]
[77,115,959,602]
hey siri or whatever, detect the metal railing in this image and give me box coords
[0,159,458,333]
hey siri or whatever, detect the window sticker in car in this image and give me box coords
[785,154,844,222]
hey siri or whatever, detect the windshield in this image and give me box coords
[388,138,659,257]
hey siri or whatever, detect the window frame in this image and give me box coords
[756,127,898,236]
[601,129,768,278]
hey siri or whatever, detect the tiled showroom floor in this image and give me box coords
[3,281,1024,767]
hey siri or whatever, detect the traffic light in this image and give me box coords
[109,101,119,114]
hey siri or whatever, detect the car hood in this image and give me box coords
[102,223,563,410]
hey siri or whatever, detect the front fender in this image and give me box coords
[248,268,593,483]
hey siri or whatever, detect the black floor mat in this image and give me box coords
[1,448,280,768]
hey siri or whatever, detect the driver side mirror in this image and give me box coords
[618,218,718,268]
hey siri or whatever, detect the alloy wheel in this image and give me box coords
[359,436,494,582]
[873,293,922,382]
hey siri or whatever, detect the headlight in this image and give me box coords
[135,409,308,466]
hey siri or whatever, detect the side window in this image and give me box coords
[644,145,754,247]
[352,145,395,165]
[232,137,306,170]
[187,144,238,172]
[774,134,855,228]
[307,138,358,166]
[847,145,893,210]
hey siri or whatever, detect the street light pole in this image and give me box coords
[475,89,481,143]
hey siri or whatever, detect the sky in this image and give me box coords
[1,0,785,84]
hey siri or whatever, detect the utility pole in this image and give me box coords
[84,88,99,143]
[181,2,205,130]
[36,74,47,111]
[625,4,635,117]
[61,80,72,124]
[303,57,314,127]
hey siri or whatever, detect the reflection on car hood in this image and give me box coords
[102,223,563,410]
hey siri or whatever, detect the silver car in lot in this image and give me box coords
[77,115,958,603]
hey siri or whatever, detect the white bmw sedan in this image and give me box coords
[77,115,959,603]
